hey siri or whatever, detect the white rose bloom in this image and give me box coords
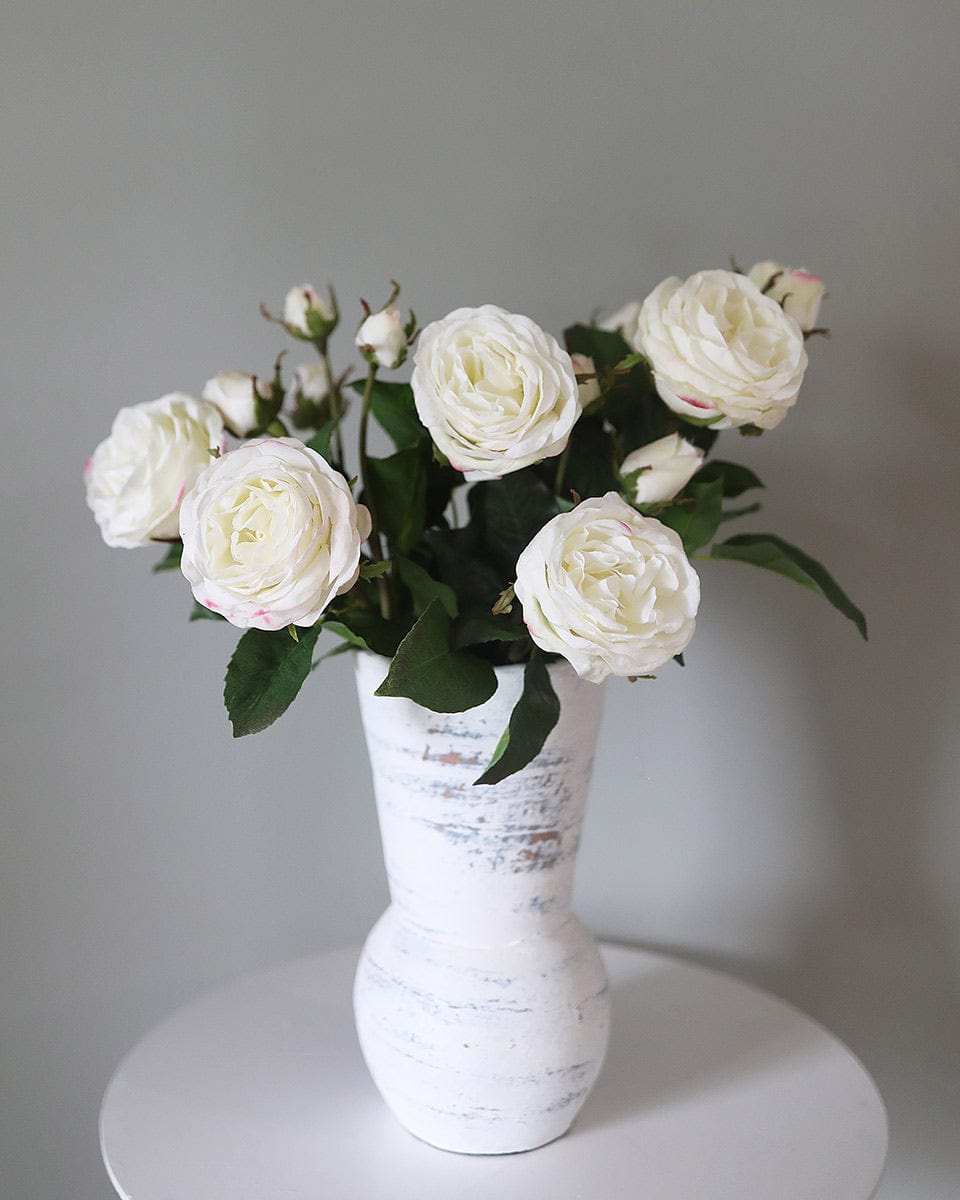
[637,269,808,430]
[283,285,334,336]
[599,299,642,343]
[202,371,273,437]
[748,260,826,332]
[84,394,224,549]
[620,433,705,505]
[355,305,407,369]
[291,361,331,403]
[514,492,699,683]
[411,305,581,475]
[571,353,601,406]
[179,437,372,630]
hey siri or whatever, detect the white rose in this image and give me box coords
[637,269,808,430]
[283,285,334,336]
[84,394,224,549]
[599,300,642,343]
[620,434,705,505]
[202,371,274,437]
[291,361,331,403]
[411,305,581,475]
[355,304,407,369]
[179,438,372,630]
[571,353,601,406]
[748,261,825,332]
[515,492,699,683]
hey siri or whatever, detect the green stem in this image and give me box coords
[554,438,573,500]
[358,364,392,619]
[320,344,346,469]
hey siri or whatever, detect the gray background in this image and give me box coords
[3,2,958,1196]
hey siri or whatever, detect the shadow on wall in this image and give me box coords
[637,329,960,1193]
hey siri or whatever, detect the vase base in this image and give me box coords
[400,1118,573,1156]
[353,907,611,1156]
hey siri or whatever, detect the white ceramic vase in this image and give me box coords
[352,651,610,1155]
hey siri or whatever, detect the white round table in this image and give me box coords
[100,943,888,1199]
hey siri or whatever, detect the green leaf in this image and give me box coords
[614,352,648,374]
[321,619,372,651]
[557,415,620,499]
[224,624,323,736]
[563,324,632,371]
[468,474,560,577]
[323,606,403,657]
[657,478,724,553]
[152,543,184,572]
[710,534,868,640]
[306,418,340,462]
[424,527,505,610]
[475,660,561,785]
[451,607,526,650]
[375,599,497,712]
[350,378,426,451]
[424,459,461,528]
[719,501,762,524]
[693,460,764,498]
[366,445,428,554]
[359,559,391,580]
[190,601,226,622]
[311,639,355,670]
[394,556,458,618]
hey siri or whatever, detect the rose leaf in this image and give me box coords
[563,324,632,372]
[467,474,560,576]
[709,534,868,640]
[657,478,724,553]
[451,607,526,651]
[152,543,184,573]
[692,460,765,497]
[349,378,426,451]
[474,660,561,785]
[364,446,428,554]
[394,555,458,618]
[375,599,497,712]
[224,624,323,736]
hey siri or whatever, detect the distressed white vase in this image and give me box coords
[352,651,610,1155]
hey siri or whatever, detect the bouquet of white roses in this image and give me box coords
[85,263,864,784]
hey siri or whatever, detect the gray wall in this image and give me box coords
[3,2,958,1196]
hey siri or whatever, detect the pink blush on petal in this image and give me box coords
[83,457,93,476]
[617,521,632,534]
[679,395,713,411]
[204,599,219,610]
[793,271,821,282]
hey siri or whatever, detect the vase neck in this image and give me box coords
[355,653,604,946]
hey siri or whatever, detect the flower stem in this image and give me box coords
[321,345,346,469]
[358,363,392,619]
[554,438,573,500]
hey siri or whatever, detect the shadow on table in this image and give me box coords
[576,949,822,1133]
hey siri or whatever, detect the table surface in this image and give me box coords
[100,942,888,1200]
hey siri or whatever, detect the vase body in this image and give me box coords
[352,652,610,1155]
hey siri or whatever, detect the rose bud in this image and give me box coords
[620,434,705,505]
[748,261,826,332]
